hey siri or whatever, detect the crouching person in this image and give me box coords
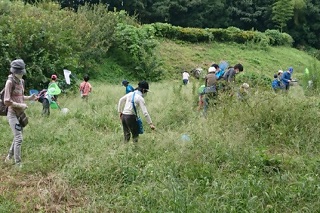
[237,83,250,101]
[117,81,155,143]
[203,66,218,116]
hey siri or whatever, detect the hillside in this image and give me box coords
[157,39,320,81]
[1,40,320,212]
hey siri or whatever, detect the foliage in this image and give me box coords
[300,58,320,95]
[45,0,320,51]
[237,72,271,88]
[111,23,164,81]
[265,29,294,46]
[0,1,133,89]
[150,23,293,47]
[2,81,320,212]
[272,0,294,31]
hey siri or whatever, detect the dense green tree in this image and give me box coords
[227,0,264,30]
[289,0,320,48]
[272,0,294,32]
[292,0,307,26]
[27,0,320,50]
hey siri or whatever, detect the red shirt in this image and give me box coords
[79,81,92,96]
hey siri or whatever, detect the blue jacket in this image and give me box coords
[126,85,134,94]
[281,71,291,86]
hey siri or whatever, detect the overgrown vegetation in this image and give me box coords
[1,1,320,212]
[0,0,300,90]
[0,1,160,88]
[1,81,320,212]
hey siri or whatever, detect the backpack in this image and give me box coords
[272,79,281,90]
[0,77,15,116]
[216,61,229,80]
[215,70,225,80]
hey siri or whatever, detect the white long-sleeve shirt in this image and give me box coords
[118,90,152,124]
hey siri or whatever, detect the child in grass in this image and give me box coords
[79,74,92,101]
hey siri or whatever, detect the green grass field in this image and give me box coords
[1,40,320,212]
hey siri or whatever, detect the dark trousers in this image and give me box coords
[183,79,188,85]
[121,114,139,142]
[38,96,50,116]
[42,98,50,116]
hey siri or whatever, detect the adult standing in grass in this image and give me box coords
[4,59,36,167]
[122,80,134,94]
[118,81,155,142]
[281,68,292,91]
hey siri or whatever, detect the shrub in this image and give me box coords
[237,71,271,88]
[265,29,293,46]
[112,23,164,81]
[0,2,134,89]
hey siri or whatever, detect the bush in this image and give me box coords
[237,72,272,88]
[111,23,164,81]
[265,29,293,46]
[0,2,134,89]
[300,58,320,96]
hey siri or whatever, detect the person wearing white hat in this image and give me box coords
[203,65,218,115]
[182,70,190,85]
[3,59,36,167]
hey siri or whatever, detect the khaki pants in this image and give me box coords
[7,111,23,164]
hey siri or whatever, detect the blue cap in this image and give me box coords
[288,67,293,73]
[122,80,129,85]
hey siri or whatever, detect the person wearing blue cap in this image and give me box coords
[288,67,294,74]
[122,80,134,94]
[281,68,293,91]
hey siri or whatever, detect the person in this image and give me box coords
[80,74,92,101]
[4,59,36,167]
[122,80,134,94]
[48,74,60,103]
[272,73,281,92]
[118,81,155,142]
[36,88,58,116]
[203,66,218,114]
[281,68,292,91]
[288,67,294,75]
[237,83,250,101]
[223,63,244,83]
[277,70,283,80]
[197,84,205,111]
[49,74,57,87]
[182,71,190,85]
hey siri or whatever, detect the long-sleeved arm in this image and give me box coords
[117,95,127,113]
[138,99,152,124]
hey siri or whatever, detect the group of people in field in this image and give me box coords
[271,67,294,92]
[182,62,247,113]
[2,58,154,168]
[2,59,93,168]
[2,58,295,168]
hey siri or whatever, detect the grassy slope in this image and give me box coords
[1,41,320,212]
[158,39,319,81]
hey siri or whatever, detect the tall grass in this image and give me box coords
[1,80,320,212]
